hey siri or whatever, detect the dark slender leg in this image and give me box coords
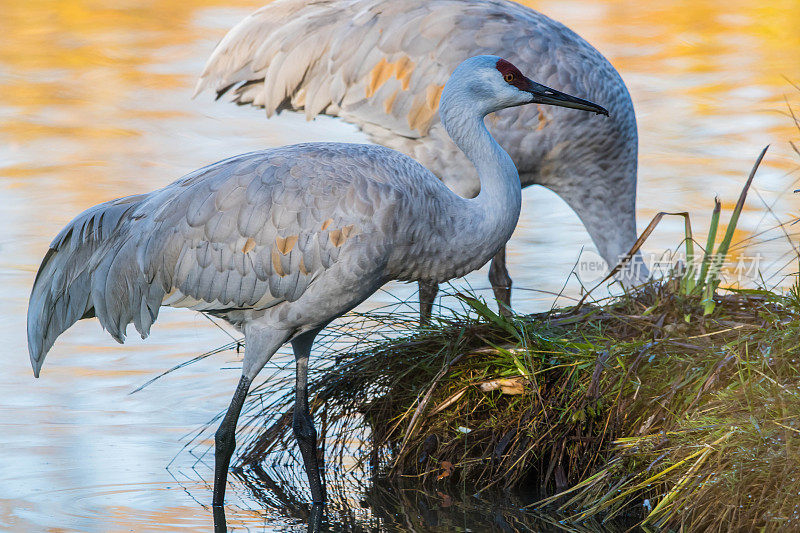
[212,504,227,533]
[489,246,513,317]
[418,280,439,326]
[308,503,324,533]
[213,375,252,507]
[291,331,326,505]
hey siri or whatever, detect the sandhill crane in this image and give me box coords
[28,56,607,508]
[196,0,647,319]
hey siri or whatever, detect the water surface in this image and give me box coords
[1,0,799,530]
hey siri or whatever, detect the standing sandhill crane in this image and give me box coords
[196,0,647,319]
[27,56,607,509]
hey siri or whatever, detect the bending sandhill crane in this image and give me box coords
[28,56,607,507]
[196,0,647,319]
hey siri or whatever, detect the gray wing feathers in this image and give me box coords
[196,0,634,177]
[27,194,150,376]
[196,0,453,136]
[28,144,408,375]
[196,0,593,133]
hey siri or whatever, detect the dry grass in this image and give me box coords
[236,278,800,531]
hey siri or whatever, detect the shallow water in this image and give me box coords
[1,0,799,531]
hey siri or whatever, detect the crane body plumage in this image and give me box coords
[28,55,608,513]
[27,143,508,375]
[197,0,646,315]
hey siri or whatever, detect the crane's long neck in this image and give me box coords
[423,98,523,282]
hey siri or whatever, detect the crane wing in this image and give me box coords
[137,147,397,316]
[28,144,408,373]
[196,0,579,139]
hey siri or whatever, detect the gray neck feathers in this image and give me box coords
[418,79,522,282]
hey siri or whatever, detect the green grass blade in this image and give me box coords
[703,146,769,314]
[696,197,722,296]
[681,213,697,294]
[456,292,521,341]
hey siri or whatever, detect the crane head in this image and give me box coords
[494,58,609,116]
[441,55,608,118]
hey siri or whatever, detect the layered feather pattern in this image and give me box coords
[27,143,478,375]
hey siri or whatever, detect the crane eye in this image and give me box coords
[504,73,515,83]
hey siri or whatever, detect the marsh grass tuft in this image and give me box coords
[238,280,800,530]
[231,143,800,530]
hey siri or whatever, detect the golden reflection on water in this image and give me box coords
[1,0,798,220]
[0,0,256,208]
[1,0,799,531]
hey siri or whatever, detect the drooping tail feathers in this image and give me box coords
[27,193,165,377]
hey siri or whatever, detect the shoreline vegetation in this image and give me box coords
[224,145,800,531]
[237,279,799,531]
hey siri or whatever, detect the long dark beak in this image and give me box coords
[524,78,609,116]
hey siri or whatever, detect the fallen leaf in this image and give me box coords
[437,460,454,480]
[478,376,526,395]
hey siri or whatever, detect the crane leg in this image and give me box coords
[212,503,227,533]
[213,375,252,506]
[291,329,326,505]
[418,280,439,326]
[213,327,290,507]
[489,246,513,316]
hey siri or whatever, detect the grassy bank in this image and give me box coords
[237,278,800,530]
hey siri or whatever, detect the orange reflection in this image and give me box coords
[0,0,798,263]
[0,0,265,208]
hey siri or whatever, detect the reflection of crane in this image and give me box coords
[196,0,646,319]
[27,56,607,507]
